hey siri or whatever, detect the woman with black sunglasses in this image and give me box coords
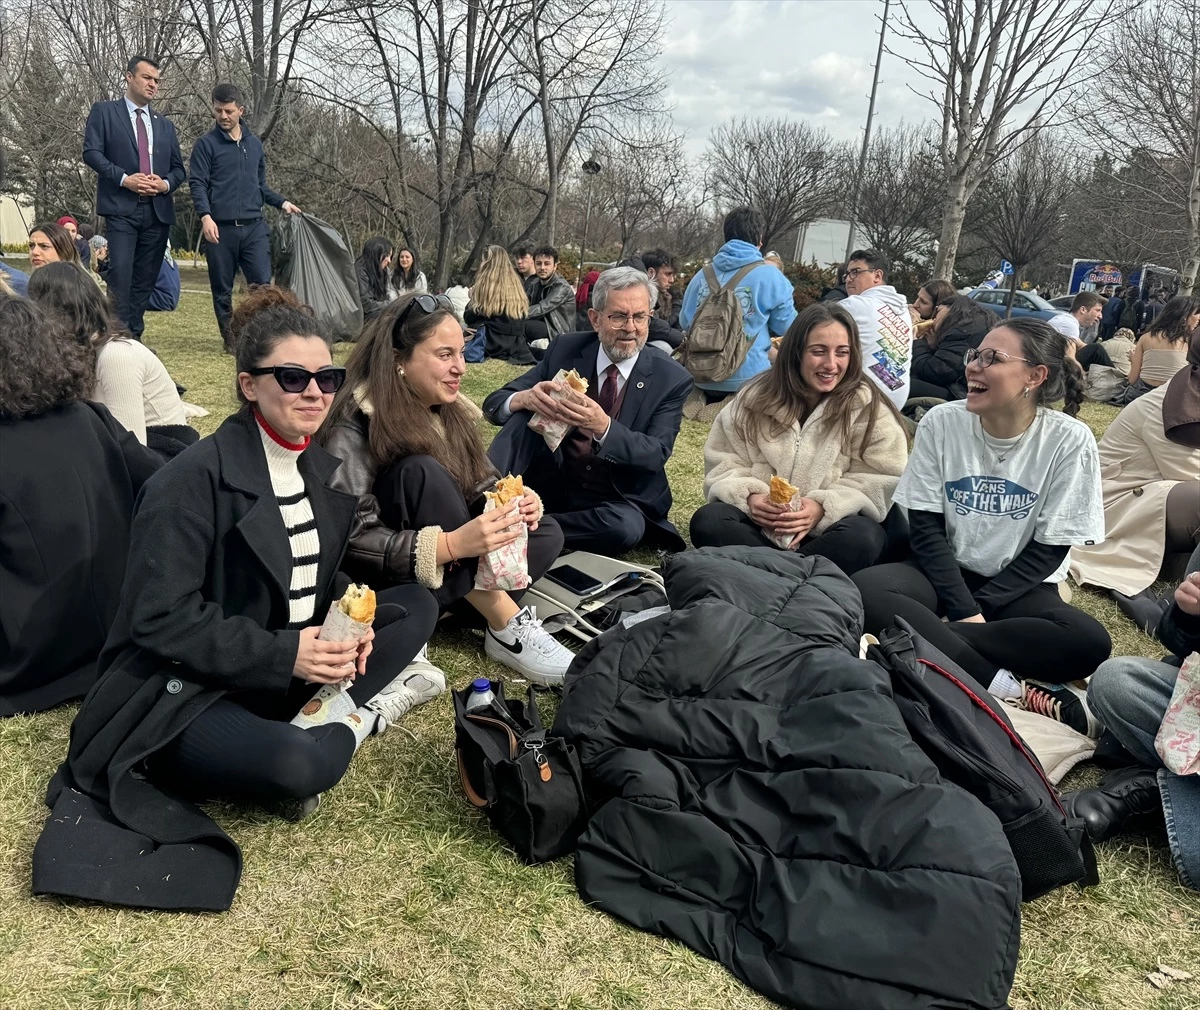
[852,318,1112,736]
[35,287,438,912]
[320,292,575,686]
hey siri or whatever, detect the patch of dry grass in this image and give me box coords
[2,291,1198,1010]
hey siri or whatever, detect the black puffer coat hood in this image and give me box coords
[554,548,1021,1010]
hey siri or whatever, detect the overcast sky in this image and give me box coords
[661,0,933,155]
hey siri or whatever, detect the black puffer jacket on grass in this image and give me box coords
[554,547,1021,1010]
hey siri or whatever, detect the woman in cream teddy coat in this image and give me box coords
[691,301,909,575]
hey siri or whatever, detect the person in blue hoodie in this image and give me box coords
[679,206,797,396]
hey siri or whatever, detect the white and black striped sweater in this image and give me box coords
[256,413,320,628]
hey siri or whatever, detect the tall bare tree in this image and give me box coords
[704,116,841,250]
[892,0,1125,281]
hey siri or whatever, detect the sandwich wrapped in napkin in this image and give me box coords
[475,474,531,591]
[1156,650,1200,776]
[527,368,589,451]
[765,475,805,549]
[310,583,377,692]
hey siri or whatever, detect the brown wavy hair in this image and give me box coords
[321,293,494,494]
[0,296,95,419]
[230,285,330,405]
[734,301,904,455]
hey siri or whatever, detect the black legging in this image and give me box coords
[908,377,955,400]
[373,454,563,609]
[852,561,1111,684]
[152,583,437,806]
[689,502,888,576]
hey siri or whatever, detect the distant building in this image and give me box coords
[1,194,34,250]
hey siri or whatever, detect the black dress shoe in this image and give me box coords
[1062,766,1162,842]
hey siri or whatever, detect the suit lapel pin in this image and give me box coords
[636,381,645,389]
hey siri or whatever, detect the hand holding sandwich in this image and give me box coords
[439,475,534,561]
[294,627,361,684]
[513,380,573,421]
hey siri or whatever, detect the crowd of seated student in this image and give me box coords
[691,302,907,576]
[27,262,193,457]
[852,318,1112,736]
[0,295,161,716]
[319,291,575,687]
[1113,295,1199,403]
[908,295,994,401]
[463,244,535,365]
[1071,327,1200,626]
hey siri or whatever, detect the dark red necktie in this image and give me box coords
[597,363,619,416]
[135,109,151,175]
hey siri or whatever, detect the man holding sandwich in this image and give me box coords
[483,265,693,555]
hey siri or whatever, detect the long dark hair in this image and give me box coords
[322,293,494,494]
[934,295,994,340]
[0,296,95,419]
[919,278,957,313]
[994,317,1085,417]
[29,221,80,265]
[230,286,331,406]
[359,236,393,301]
[27,262,127,366]
[1148,295,1200,346]
[735,302,903,455]
[393,247,421,290]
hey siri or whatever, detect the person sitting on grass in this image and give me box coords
[319,292,575,686]
[392,246,428,297]
[690,302,907,576]
[464,244,535,365]
[1113,295,1200,404]
[1,296,161,717]
[35,287,443,914]
[28,221,91,281]
[355,236,395,322]
[908,294,994,401]
[1070,325,1200,630]
[28,262,193,456]
[1062,550,1200,893]
[852,318,1112,735]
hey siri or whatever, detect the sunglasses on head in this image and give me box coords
[391,293,454,348]
[246,365,347,394]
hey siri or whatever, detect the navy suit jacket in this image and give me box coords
[483,332,694,550]
[83,100,186,224]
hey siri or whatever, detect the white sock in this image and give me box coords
[291,683,357,730]
[988,668,1022,701]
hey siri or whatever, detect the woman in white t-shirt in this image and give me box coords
[853,317,1112,735]
[27,263,193,457]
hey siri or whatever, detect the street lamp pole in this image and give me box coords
[844,0,890,262]
[579,158,602,279]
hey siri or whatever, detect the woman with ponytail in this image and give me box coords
[853,317,1112,735]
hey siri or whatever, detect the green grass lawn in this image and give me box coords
[2,289,1198,1010]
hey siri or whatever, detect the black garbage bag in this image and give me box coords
[272,213,363,341]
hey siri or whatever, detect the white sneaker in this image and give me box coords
[364,644,447,732]
[485,606,575,686]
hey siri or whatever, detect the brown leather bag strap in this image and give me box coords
[457,748,490,808]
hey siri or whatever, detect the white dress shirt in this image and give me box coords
[120,96,168,193]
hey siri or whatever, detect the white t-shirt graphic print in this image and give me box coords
[894,401,1104,582]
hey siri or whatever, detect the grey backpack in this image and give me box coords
[677,261,764,383]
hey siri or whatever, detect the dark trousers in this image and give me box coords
[1077,343,1112,370]
[852,561,1112,684]
[104,203,171,340]
[152,583,437,806]
[909,377,954,400]
[690,502,888,576]
[525,454,649,556]
[373,454,563,608]
[206,219,272,346]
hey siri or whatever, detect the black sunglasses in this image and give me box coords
[391,293,454,347]
[246,365,347,394]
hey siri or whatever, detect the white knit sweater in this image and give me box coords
[93,338,187,444]
[703,385,909,534]
[257,416,320,627]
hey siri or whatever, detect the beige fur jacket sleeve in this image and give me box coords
[703,388,908,534]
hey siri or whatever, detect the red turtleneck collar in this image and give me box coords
[254,408,310,451]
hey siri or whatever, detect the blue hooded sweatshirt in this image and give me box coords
[679,239,797,390]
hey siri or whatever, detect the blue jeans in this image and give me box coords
[1088,658,1199,890]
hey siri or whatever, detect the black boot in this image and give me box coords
[1062,766,1162,842]
[1111,589,1168,638]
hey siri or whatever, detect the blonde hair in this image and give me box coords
[469,245,529,318]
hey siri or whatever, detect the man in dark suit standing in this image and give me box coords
[483,266,694,555]
[83,56,186,341]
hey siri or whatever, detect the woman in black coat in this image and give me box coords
[34,288,438,912]
[355,236,394,322]
[908,295,994,401]
[0,296,161,715]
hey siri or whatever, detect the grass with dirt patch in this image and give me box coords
[1,289,1198,1010]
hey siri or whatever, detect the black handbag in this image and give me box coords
[453,681,588,864]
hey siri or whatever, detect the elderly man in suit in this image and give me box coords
[483,266,693,555]
[83,56,186,340]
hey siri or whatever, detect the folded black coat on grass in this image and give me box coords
[554,548,1022,1010]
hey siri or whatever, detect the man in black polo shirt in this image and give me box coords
[189,83,300,351]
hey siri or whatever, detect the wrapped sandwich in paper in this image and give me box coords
[527,368,589,451]
[475,474,531,591]
[765,475,805,549]
[321,582,377,644]
[1156,650,1200,776]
